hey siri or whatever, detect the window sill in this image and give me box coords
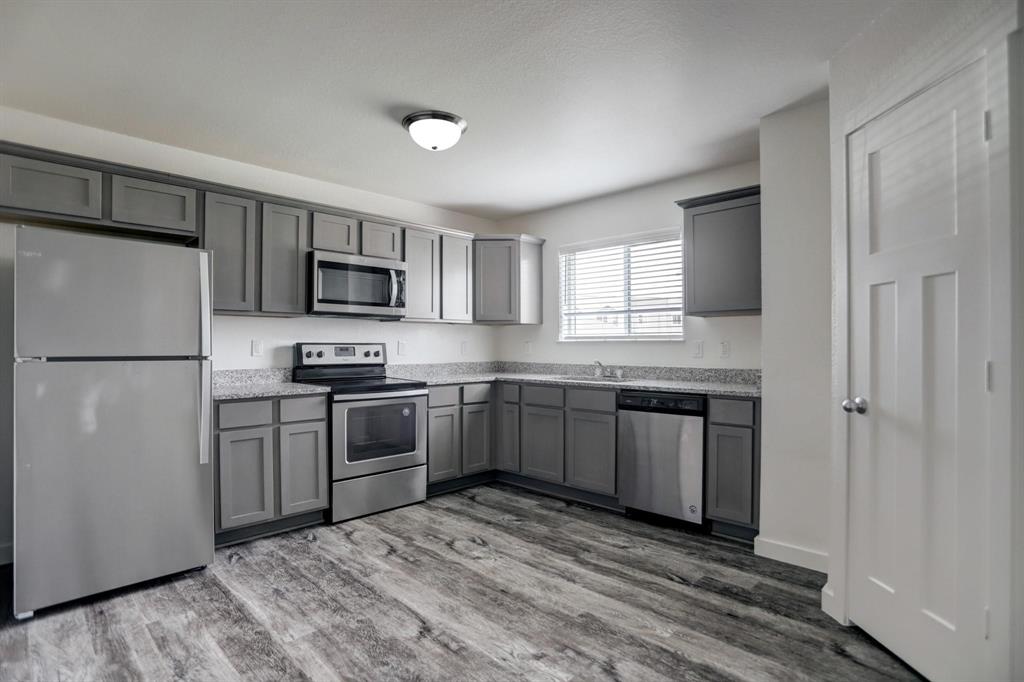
[557,336,686,343]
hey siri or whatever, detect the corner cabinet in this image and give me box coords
[678,186,761,316]
[473,236,543,324]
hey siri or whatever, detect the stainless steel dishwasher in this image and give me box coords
[617,391,705,524]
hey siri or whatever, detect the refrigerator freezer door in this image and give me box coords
[15,226,209,358]
[13,360,214,615]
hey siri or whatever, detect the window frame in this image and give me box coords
[557,228,685,343]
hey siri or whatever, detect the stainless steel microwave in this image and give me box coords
[309,250,407,318]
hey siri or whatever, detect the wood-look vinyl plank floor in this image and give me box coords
[0,483,921,681]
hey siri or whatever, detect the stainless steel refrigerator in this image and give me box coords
[1,224,213,618]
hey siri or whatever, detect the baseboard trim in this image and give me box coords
[754,535,828,572]
[0,541,11,565]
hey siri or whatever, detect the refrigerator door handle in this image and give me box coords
[199,359,211,465]
[198,251,212,357]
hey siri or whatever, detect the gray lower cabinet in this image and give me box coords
[564,410,616,495]
[0,154,102,219]
[217,427,275,529]
[427,405,462,482]
[521,405,564,483]
[461,403,491,474]
[441,234,473,321]
[261,203,309,314]
[679,187,761,316]
[706,423,756,526]
[312,212,359,253]
[497,402,520,472]
[404,228,441,320]
[361,220,403,260]
[205,192,257,312]
[279,422,329,516]
[111,175,197,233]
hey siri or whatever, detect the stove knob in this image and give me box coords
[364,350,372,357]
[373,350,381,357]
[304,351,312,359]
[316,350,325,358]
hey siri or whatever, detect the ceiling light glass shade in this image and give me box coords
[401,111,467,151]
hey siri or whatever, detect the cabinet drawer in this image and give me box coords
[111,175,197,232]
[522,385,564,408]
[708,398,755,426]
[428,385,460,407]
[566,388,616,413]
[218,400,273,429]
[462,383,492,404]
[502,384,520,403]
[280,395,327,423]
[312,212,359,253]
[0,154,102,218]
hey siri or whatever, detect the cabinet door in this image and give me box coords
[361,220,403,259]
[684,195,761,315]
[498,402,520,473]
[565,410,616,495]
[521,405,564,483]
[0,154,102,219]
[205,192,257,312]
[217,427,275,529]
[428,406,461,482]
[705,424,755,526]
[404,228,441,320]
[111,175,197,233]
[461,403,491,475]
[261,203,309,314]
[474,240,519,322]
[279,422,329,516]
[441,235,474,321]
[312,212,359,253]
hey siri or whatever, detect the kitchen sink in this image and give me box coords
[554,375,630,383]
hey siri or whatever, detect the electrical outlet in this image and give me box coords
[397,340,407,356]
[720,340,731,358]
[692,340,704,358]
[250,339,264,357]
[525,341,533,355]
[460,341,468,356]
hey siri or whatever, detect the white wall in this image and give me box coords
[495,162,762,368]
[753,97,831,572]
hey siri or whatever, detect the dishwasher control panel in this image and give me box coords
[618,391,705,414]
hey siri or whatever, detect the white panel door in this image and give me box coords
[847,60,992,680]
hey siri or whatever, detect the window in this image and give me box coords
[559,230,684,341]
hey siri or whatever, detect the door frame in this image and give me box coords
[823,10,1022,681]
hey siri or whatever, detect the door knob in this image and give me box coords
[841,397,868,414]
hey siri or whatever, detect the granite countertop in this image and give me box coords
[213,382,331,401]
[395,372,760,398]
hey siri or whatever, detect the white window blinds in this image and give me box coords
[558,230,684,341]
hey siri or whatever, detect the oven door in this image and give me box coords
[310,250,407,317]
[332,391,427,479]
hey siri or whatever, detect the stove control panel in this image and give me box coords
[294,342,386,366]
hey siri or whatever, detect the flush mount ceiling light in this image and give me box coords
[401,110,468,151]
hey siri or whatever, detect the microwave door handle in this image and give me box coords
[389,269,399,307]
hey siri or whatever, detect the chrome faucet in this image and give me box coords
[594,360,613,378]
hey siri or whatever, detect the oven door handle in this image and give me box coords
[333,389,428,402]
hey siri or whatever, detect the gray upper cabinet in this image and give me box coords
[279,422,329,516]
[498,401,521,473]
[111,175,197,233]
[565,410,616,496]
[205,192,257,312]
[474,237,543,324]
[361,220,403,260]
[441,234,474,322]
[261,203,309,314]
[705,424,755,526]
[312,212,359,254]
[461,403,491,475]
[404,228,441,320]
[679,187,761,316]
[217,427,275,530]
[0,154,102,219]
[428,406,461,482]
[521,405,564,483]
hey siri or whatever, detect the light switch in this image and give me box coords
[250,339,264,357]
[525,341,532,355]
[692,340,704,358]
[460,341,468,356]
[720,340,731,358]
[397,340,407,356]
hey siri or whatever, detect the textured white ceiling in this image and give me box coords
[0,0,890,218]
